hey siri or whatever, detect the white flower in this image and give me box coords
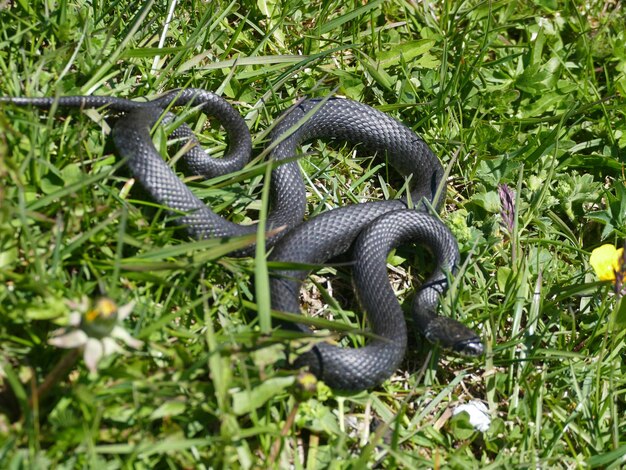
[452,400,491,432]
[48,297,143,373]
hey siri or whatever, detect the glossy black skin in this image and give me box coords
[1,89,483,390]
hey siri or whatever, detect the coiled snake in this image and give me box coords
[1,89,483,391]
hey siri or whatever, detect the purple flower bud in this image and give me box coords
[498,183,515,235]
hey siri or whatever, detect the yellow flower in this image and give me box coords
[590,244,624,281]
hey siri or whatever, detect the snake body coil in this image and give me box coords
[1,89,483,391]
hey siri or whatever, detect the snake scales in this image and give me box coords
[1,88,483,391]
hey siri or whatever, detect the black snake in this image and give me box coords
[1,89,483,391]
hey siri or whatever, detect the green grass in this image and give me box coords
[1,0,626,467]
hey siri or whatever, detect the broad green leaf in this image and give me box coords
[232,376,294,416]
[497,267,513,292]
[516,57,561,94]
[360,54,394,91]
[150,401,187,420]
[614,297,626,326]
[471,190,501,213]
[378,39,437,68]
[26,296,66,321]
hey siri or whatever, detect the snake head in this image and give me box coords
[450,336,484,357]
[422,317,484,358]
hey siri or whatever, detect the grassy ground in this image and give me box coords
[1,0,625,468]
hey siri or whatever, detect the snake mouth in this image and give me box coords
[452,338,485,357]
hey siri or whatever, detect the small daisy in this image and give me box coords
[48,297,143,373]
[452,400,491,432]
